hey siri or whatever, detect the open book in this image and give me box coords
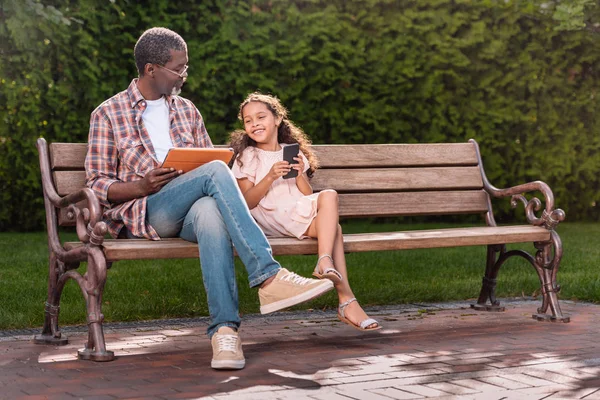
[161,147,234,173]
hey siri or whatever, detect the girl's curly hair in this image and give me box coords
[228,92,319,177]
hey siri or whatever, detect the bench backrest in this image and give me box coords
[46,142,491,226]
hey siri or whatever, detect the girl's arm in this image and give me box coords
[237,177,272,210]
[295,172,313,195]
[292,154,313,195]
[237,160,292,209]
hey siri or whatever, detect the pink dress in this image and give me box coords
[231,144,320,239]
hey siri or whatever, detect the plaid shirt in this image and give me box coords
[85,79,212,240]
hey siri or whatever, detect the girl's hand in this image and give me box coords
[267,161,292,181]
[293,155,305,178]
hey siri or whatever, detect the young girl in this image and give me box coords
[229,92,380,331]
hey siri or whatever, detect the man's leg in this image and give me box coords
[180,198,245,370]
[147,161,279,286]
[179,197,239,337]
[147,183,246,370]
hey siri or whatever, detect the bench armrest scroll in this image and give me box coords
[62,188,107,244]
[491,181,564,230]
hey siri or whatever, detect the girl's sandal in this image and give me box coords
[337,297,381,331]
[312,254,343,284]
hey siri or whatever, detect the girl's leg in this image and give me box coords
[305,190,378,329]
[305,190,342,275]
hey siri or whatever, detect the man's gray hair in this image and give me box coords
[134,27,187,76]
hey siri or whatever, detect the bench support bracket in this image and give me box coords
[472,231,569,323]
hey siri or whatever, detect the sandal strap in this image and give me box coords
[316,254,334,267]
[338,297,357,318]
[321,268,343,281]
[315,254,339,277]
[360,318,379,329]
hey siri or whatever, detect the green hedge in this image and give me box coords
[1,0,599,231]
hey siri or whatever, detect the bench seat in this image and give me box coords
[65,225,551,260]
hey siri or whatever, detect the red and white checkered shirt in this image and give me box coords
[85,79,212,240]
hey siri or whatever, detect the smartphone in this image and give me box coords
[282,143,300,179]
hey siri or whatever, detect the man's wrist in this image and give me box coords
[134,180,147,198]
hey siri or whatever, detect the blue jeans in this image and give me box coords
[145,160,281,337]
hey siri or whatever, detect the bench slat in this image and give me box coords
[338,191,489,217]
[311,167,483,192]
[50,143,87,170]
[49,143,478,170]
[53,171,86,196]
[53,166,484,197]
[313,143,478,167]
[64,225,550,260]
[57,190,488,226]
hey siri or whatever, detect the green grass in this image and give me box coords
[0,222,598,330]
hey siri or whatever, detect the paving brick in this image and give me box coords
[384,368,450,379]
[502,372,564,387]
[546,387,600,399]
[309,391,358,400]
[369,387,423,399]
[335,389,392,400]
[453,352,506,360]
[393,384,453,397]
[508,385,566,396]
[333,373,396,384]
[523,367,583,386]
[478,376,532,390]
[434,363,497,374]
[449,378,509,393]
[425,381,480,395]
[581,389,600,399]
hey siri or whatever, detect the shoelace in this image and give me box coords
[280,271,313,286]
[214,334,238,352]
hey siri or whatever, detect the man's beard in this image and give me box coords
[171,86,182,96]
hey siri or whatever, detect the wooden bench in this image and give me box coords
[35,138,568,362]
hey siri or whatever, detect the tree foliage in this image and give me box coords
[1,0,599,230]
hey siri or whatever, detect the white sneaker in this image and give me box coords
[258,268,334,314]
[211,326,245,370]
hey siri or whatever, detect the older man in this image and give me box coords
[85,27,333,370]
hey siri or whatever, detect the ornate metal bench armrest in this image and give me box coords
[37,138,106,244]
[468,139,565,230]
[60,188,106,244]
[487,181,564,230]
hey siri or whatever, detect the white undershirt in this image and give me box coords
[142,97,173,163]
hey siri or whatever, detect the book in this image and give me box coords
[161,147,234,173]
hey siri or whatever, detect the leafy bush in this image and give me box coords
[1,0,598,231]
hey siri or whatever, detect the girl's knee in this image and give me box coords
[319,189,339,205]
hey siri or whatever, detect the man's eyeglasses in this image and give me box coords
[157,64,188,79]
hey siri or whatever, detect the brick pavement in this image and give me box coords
[1,300,599,400]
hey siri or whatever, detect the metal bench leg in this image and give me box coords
[77,247,115,361]
[472,244,506,312]
[532,234,570,323]
[33,254,69,345]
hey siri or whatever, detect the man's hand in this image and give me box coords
[138,168,181,196]
[107,167,182,204]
